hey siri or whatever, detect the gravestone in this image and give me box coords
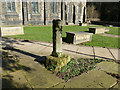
[46,19,70,72]
[81,23,88,26]
[89,27,105,34]
[105,28,110,32]
[66,32,93,44]
[1,26,24,36]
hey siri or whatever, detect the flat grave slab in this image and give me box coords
[66,31,93,44]
[89,27,106,34]
[1,26,24,36]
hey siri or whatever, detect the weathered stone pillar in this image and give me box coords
[52,19,62,57]
[46,19,70,72]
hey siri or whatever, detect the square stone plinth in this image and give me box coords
[46,55,70,72]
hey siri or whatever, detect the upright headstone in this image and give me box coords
[52,19,62,57]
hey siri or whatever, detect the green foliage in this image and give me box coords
[57,58,105,81]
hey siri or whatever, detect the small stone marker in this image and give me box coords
[52,19,62,57]
[89,27,105,34]
[66,32,93,44]
[81,23,88,26]
[109,25,113,27]
[46,19,70,72]
[105,28,110,32]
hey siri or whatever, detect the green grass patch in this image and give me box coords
[8,25,119,48]
[56,58,105,81]
[83,35,120,48]
[106,27,120,35]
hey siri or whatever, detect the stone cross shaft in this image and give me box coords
[52,19,62,57]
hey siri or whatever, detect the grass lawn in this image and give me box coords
[9,25,120,48]
[106,27,120,35]
[83,35,119,48]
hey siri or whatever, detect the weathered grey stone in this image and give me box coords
[1,26,24,36]
[1,1,23,26]
[81,23,88,26]
[46,55,70,72]
[89,27,106,34]
[64,69,117,88]
[52,19,62,57]
[105,28,110,32]
[96,61,119,74]
[66,31,93,44]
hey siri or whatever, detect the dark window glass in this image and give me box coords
[51,2,57,14]
[7,0,15,12]
[32,2,39,13]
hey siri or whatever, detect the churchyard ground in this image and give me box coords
[8,25,120,48]
[1,25,120,88]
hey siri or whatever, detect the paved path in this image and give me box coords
[2,38,119,61]
[1,38,119,88]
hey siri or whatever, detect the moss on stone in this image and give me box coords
[46,55,70,72]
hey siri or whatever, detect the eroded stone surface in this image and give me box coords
[62,69,117,88]
[96,61,119,74]
[46,55,70,72]
[94,47,114,60]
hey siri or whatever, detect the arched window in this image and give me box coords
[7,0,15,12]
[51,2,57,14]
[32,1,38,13]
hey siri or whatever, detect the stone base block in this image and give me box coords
[46,55,70,72]
[1,26,24,36]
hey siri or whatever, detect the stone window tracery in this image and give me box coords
[7,0,16,12]
[31,1,39,13]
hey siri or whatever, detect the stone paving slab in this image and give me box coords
[13,42,48,54]
[113,82,120,89]
[2,70,31,88]
[9,70,30,87]
[57,69,117,88]
[94,47,114,60]
[109,48,119,60]
[62,44,79,58]
[24,61,64,88]
[11,51,64,88]
[77,46,94,59]
[62,45,94,59]
[96,61,119,74]
[5,39,117,61]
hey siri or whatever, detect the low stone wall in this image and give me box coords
[1,26,24,36]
